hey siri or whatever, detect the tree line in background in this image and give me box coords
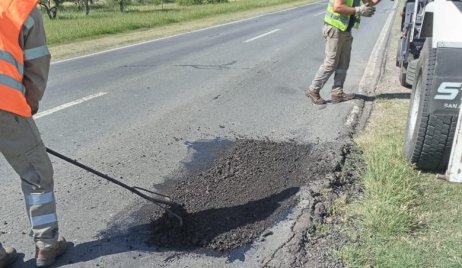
[177,0,227,5]
[39,0,229,19]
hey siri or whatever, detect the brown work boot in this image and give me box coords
[0,246,17,268]
[331,90,356,103]
[306,88,326,105]
[35,236,67,267]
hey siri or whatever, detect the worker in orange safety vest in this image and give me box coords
[0,1,67,267]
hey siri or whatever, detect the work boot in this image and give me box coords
[35,236,67,267]
[306,88,326,105]
[0,246,17,268]
[331,90,355,103]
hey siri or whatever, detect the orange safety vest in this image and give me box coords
[0,0,38,117]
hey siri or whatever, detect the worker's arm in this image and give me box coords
[362,0,381,7]
[333,0,357,15]
[19,8,51,115]
[333,0,377,16]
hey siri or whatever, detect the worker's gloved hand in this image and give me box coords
[355,4,376,17]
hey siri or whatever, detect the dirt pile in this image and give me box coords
[150,139,345,251]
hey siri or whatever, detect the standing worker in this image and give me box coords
[306,0,380,104]
[0,1,67,267]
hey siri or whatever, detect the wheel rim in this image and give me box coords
[407,76,421,142]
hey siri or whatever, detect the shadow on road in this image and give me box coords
[354,92,411,102]
[310,92,411,105]
[12,223,156,267]
[12,188,299,267]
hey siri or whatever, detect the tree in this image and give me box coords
[39,0,58,19]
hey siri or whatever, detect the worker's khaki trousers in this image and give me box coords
[0,110,59,250]
[310,24,353,92]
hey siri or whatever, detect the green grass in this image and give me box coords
[43,0,313,45]
[338,99,462,267]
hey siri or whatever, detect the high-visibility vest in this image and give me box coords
[0,0,38,117]
[324,0,361,32]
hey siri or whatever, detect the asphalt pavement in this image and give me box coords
[0,1,396,267]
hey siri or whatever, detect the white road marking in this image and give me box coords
[244,29,281,43]
[52,1,324,64]
[34,92,107,119]
[314,11,325,16]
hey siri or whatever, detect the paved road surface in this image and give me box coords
[1,1,396,267]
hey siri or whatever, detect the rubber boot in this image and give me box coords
[35,236,67,267]
[0,246,17,268]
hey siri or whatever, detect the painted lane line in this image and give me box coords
[314,11,325,16]
[34,92,107,119]
[53,1,324,65]
[245,29,281,43]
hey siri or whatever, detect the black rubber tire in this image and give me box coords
[399,64,411,88]
[403,39,458,172]
[405,59,417,87]
[396,38,401,67]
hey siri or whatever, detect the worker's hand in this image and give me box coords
[355,4,376,17]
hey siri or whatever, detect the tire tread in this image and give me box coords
[409,44,458,171]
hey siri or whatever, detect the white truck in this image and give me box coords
[397,0,462,173]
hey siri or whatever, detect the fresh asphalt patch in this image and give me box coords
[39,137,359,267]
[148,139,352,253]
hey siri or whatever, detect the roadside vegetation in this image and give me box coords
[42,0,313,45]
[328,2,462,265]
[337,99,462,267]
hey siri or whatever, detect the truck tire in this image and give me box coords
[399,64,411,88]
[403,39,458,171]
[405,59,418,87]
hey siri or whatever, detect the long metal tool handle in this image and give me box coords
[46,147,178,207]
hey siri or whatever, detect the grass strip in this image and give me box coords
[338,99,462,267]
[44,0,313,45]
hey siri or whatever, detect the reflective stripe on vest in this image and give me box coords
[324,0,361,31]
[0,0,38,117]
[0,50,24,75]
[0,74,25,93]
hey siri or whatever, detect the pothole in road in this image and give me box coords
[149,139,345,252]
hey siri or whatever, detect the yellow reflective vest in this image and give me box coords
[324,0,361,31]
